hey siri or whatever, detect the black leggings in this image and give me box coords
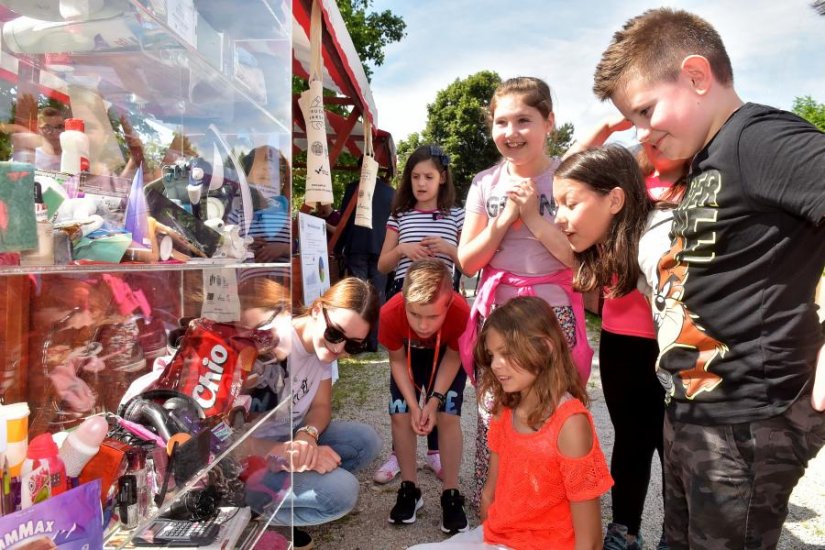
[599,329,665,536]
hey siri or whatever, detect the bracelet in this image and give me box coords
[295,425,320,442]
[427,391,446,409]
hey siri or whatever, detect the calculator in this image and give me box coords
[132,517,221,547]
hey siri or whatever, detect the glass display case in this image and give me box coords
[0,0,294,547]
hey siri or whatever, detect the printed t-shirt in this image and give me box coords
[465,161,569,306]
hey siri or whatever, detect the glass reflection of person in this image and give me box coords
[226,145,291,263]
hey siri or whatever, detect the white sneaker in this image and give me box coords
[424,451,444,481]
[373,453,400,484]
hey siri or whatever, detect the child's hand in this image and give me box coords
[409,405,427,436]
[509,179,540,224]
[421,236,455,257]
[499,192,521,229]
[417,400,438,435]
[400,242,432,261]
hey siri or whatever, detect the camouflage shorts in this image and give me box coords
[663,392,825,549]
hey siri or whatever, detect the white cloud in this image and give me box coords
[370,0,825,143]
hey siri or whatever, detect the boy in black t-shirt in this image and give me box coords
[594,8,825,549]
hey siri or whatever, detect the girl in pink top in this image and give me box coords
[409,297,612,550]
[568,117,688,549]
[457,77,593,506]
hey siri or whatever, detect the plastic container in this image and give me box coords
[59,416,108,478]
[59,118,90,175]
[20,433,68,509]
[0,402,30,477]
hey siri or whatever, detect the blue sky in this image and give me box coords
[368,0,825,145]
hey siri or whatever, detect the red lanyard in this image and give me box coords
[407,327,441,397]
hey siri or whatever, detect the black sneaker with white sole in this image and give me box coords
[440,488,469,534]
[388,481,423,524]
[293,528,313,549]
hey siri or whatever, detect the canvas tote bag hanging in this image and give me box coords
[354,118,379,228]
[299,0,333,206]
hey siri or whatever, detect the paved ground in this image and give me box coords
[309,326,825,549]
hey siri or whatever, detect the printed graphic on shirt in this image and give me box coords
[484,192,556,218]
[655,171,729,401]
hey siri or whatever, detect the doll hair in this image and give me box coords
[402,259,453,306]
[391,144,455,216]
[556,146,651,297]
[474,297,587,430]
[489,76,554,121]
[306,276,379,329]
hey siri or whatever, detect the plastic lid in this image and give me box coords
[64,118,85,132]
[27,433,58,459]
[0,402,30,419]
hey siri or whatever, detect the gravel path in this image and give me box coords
[311,334,825,549]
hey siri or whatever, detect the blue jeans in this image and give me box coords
[246,420,382,526]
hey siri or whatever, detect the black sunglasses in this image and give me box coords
[321,306,368,354]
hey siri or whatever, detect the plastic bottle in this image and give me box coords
[59,118,90,175]
[20,433,68,509]
[58,415,108,478]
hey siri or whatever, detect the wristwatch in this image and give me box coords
[296,425,320,443]
[427,391,446,410]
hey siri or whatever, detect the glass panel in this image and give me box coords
[0,0,293,269]
[0,0,293,543]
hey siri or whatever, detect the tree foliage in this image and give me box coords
[792,95,825,132]
[338,0,406,81]
[548,122,575,159]
[403,71,576,203]
[420,71,502,202]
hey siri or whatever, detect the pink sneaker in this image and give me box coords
[373,453,400,484]
[424,451,444,481]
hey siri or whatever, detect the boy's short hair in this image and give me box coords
[402,259,453,306]
[593,8,733,100]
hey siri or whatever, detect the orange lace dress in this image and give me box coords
[483,398,613,550]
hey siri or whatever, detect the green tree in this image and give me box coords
[548,122,575,158]
[394,131,422,184]
[422,71,502,202]
[792,95,825,132]
[338,0,406,81]
[416,71,576,203]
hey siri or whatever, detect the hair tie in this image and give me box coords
[428,145,450,168]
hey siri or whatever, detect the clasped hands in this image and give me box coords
[502,178,540,229]
[400,236,454,260]
[409,398,439,436]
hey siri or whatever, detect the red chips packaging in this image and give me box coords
[151,318,275,418]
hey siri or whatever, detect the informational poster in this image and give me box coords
[298,212,337,380]
[298,212,330,305]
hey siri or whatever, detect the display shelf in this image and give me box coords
[0,259,289,276]
[108,396,293,549]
